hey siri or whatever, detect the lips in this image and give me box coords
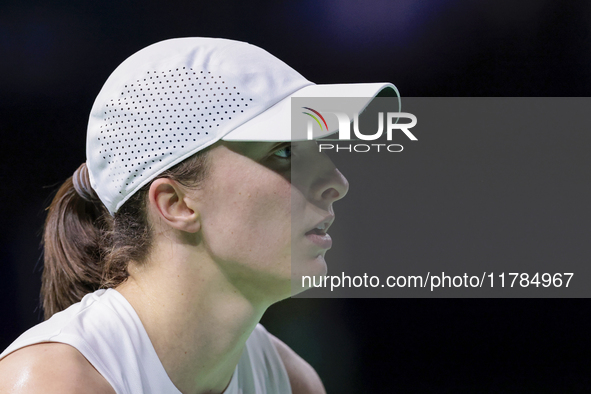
[305,227,327,236]
[304,215,334,249]
[305,215,334,235]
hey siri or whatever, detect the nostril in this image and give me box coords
[321,188,340,201]
[319,170,348,203]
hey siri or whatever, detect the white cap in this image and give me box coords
[87,37,398,214]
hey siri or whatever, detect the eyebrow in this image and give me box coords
[269,142,290,151]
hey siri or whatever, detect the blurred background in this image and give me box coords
[1,0,590,392]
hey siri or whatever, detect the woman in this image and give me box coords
[0,37,396,393]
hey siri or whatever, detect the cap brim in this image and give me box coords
[221,83,400,142]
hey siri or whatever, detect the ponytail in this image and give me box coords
[41,152,210,320]
[41,163,111,319]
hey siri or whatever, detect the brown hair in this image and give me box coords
[41,151,210,319]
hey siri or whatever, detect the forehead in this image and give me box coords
[219,140,317,155]
[219,141,279,159]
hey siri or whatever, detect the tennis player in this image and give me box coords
[0,37,396,393]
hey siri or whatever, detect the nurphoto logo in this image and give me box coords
[301,106,418,153]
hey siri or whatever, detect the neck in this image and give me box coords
[116,242,271,394]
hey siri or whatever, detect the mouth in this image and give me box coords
[305,215,334,235]
[304,216,334,249]
[305,225,327,237]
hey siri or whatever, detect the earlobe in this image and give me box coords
[149,179,201,233]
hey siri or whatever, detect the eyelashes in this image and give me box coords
[272,144,291,159]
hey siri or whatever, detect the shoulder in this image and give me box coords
[267,332,327,394]
[0,342,115,394]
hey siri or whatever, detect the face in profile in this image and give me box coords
[192,140,349,300]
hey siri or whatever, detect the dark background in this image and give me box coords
[1,0,590,392]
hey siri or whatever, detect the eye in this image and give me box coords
[273,145,291,159]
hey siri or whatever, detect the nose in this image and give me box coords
[292,141,349,206]
[317,168,349,204]
[308,149,349,205]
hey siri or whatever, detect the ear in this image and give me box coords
[148,178,200,233]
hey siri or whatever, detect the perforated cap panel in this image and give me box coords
[97,68,251,202]
[87,37,312,214]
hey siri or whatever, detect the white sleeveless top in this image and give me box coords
[0,289,292,394]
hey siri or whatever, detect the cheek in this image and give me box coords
[202,169,293,266]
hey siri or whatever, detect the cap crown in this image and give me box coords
[87,37,311,214]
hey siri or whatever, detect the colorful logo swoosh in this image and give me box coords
[302,107,328,131]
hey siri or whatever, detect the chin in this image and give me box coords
[289,255,328,295]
